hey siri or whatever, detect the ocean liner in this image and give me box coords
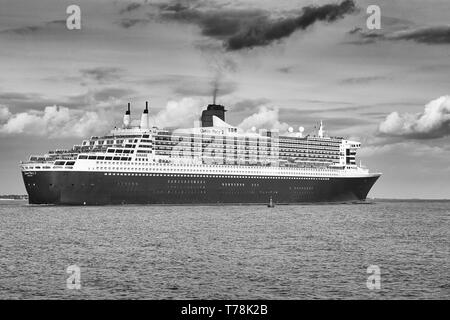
[20,102,381,205]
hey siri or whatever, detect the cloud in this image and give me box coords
[378,95,450,139]
[339,75,388,85]
[1,25,41,35]
[237,105,289,132]
[158,5,265,39]
[231,98,271,113]
[0,85,134,113]
[118,18,151,29]
[125,0,356,51]
[91,87,134,102]
[0,20,68,36]
[348,25,450,45]
[389,26,450,44]
[150,97,205,128]
[0,105,112,138]
[80,67,124,82]
[0,91,65,112]
[277,66,294,74]
[0,105,11,122]
[119,2,143,14]
[225,0,356,51]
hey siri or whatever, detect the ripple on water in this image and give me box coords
[0,200,448,299]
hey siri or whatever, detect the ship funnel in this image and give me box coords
[123,103,131,128]
[140,101,149,130]
[201,103,226,127]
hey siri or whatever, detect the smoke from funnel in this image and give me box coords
[206,55,237,105]
[212,76,220,104]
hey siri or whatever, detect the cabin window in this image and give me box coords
[66,161,75,166]
[88,156,96,160]
[97,156,105,160]
[79,155,88,160]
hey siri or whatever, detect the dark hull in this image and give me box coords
[22,171,380,205]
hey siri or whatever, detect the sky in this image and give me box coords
[0,0,449,198]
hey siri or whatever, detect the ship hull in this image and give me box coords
[22,170,380,205]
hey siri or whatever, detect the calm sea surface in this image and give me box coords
[0,200,448,299]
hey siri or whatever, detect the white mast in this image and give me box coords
[318,120,324,138]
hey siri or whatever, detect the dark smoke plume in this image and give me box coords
[212,80,219,104]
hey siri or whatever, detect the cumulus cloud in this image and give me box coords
[150,97,205,128]
[378,95,450,139]
[0,105,11,122]
[238,106,289,132]
[0,106,111,138]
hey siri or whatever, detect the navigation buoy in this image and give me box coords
[267,197,275,208]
